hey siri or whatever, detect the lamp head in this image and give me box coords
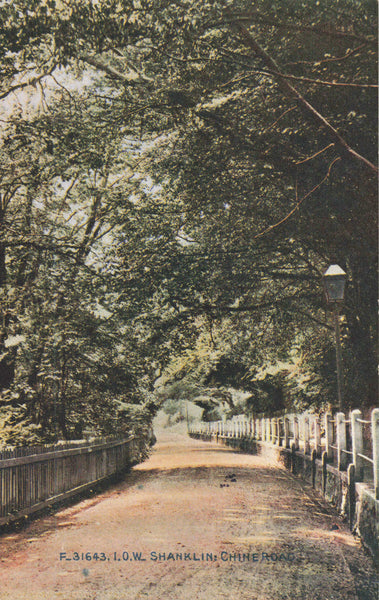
[323,264,346,303]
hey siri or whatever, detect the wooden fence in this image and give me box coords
[189,408,379,500]
[0,435,141,526]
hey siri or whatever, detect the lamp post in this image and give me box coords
[323,265,346,410]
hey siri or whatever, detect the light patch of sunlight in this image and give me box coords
[292,528,359,547]
[233,535,280,544]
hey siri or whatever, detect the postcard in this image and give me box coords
[0,1,377,599]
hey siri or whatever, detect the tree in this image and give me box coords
[0,86,162,443]
[0,1,377,445]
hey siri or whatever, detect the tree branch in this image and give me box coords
[0,65,57,101]
[254,157,342,239]
[295,143,335,165]
[253,68,377,89]
[224,11,375,44]
[81,55,152,85]
[230,22,378,174]
[284,43,367,67]
[265,106,297,131]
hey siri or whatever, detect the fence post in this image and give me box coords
[372,408,379,500]
[303,415,310,454]
[271,418,276,444]
[311,449,317,488]
[322,451,328,495]
[347,463,356,530]
[284,417,290,449]
[276,418,281,446]
[336,412,347,471]
[291,443,296,474]
[351,409,364,481]
[266,418,272,442]
[276,418,280,445]
[293,416,299,450]
[325,413,333,460]
[314,415,321,456]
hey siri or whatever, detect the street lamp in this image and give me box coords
[323,264,346,410]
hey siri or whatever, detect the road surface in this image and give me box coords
[0,431,377,599]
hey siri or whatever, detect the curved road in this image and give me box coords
[0,431,377,600]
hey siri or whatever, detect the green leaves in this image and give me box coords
[0,0,376,446]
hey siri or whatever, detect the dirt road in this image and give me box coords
[0,431,377,600]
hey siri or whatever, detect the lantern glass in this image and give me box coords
[323,265,346,303]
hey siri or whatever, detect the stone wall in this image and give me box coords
[263,441,378,563]
[190,432,379,563]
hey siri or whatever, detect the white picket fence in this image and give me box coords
[189,408,379,500]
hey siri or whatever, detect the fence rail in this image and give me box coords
[0,435,141,526]
[0,438,115,460]
[189,408,379,499]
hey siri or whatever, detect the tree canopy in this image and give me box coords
[0,0,377,444]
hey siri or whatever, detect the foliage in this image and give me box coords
[0,0,377,444]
